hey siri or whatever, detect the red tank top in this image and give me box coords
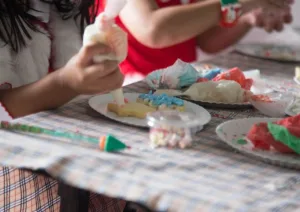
[98,0,197,76]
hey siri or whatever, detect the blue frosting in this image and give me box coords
[201,68,221,80]
[138,91,184,106]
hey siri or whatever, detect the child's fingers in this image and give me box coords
[78,44,111,67]
[274,21,284,32]
[255,15,264,27]
[250,8,264,27]
[263,1,290,16]
[264,18,276,33]
[283,13,293,23]
[268,0,292,7]
[89,70,124,94]
[84,60,119,79]
[100,70,124,91]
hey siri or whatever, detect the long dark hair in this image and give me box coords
[0,0,100,52]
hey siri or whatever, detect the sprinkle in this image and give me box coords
[237,138,248,145]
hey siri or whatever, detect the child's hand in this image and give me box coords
[243,0,293,14]
[242,7,293,33]
[58,43,124,95]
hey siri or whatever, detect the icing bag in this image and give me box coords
[103,0,127,20]
[0,121,129,152]
[83,0,127,105]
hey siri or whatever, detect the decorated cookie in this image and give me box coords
[247,123,294,153]
[137,92,185,112]
[247,115,300,154]
[107,102,156,119]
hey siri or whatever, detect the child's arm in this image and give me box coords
[196,15,253,54]
[119,0,257,48]
[119,0,291,49]
[0,44,123,118]
[0,71,77,118]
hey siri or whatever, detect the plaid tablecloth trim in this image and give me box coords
[0,53,299,212]
[0,168,126,212]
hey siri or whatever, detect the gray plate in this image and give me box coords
[235,44,300,62]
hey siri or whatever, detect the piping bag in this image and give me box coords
[83,0,128,105]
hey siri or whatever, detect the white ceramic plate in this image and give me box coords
[181,98,252,109]
[89,93,211,128]
[154,90,252,109]
[216,118,300,170]
[235,44,300,62]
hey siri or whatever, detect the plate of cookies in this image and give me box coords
[235,44,300,62]
[89,92,211,128]
[146,60,255,109]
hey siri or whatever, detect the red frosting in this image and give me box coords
[246,115,300,153]
[275,115,300,138]
[212,67,253,90]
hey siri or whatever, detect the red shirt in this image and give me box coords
[98,0,197,76]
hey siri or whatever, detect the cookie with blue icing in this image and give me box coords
[137,91,185,112]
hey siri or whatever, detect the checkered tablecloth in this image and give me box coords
[1,53,300,212]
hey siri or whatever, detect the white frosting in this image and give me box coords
[184,80,246,103]
[111,88,125,105]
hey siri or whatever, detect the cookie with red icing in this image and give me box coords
[247,115,300,154]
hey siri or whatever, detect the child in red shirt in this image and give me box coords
[99,0,293,78]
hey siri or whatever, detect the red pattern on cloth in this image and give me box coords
[0,168,126,212]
